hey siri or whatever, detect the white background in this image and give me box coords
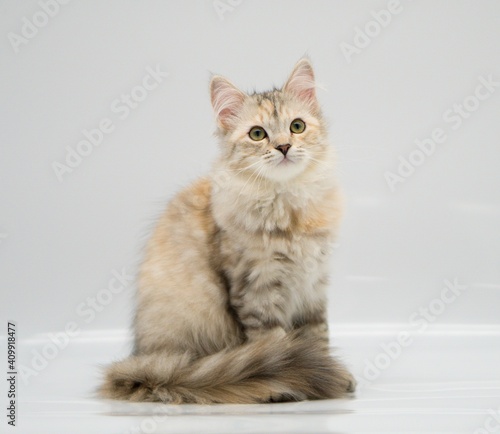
[1,0,500,339]
[2,2,500,433]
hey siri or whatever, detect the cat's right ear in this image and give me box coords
[210,76,246,130]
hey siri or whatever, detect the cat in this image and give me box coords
[99,58,356,404]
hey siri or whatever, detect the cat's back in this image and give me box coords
[146,177,215,254]
[135,177,242,354]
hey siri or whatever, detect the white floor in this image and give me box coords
[10,326,500,434]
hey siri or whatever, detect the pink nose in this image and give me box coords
[276,144,291,156]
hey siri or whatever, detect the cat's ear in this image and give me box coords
[283,58,318,110]
[210,76,246,130]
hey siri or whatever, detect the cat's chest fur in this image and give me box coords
[211,178,339,330]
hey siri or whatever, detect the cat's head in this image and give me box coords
[210,59,330,183]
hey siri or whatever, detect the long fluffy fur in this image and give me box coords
[100,331,354,404]
[100,58,356,404]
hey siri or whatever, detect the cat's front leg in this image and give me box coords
[230,278,290,340]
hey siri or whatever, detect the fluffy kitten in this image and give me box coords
[100,59,355,404]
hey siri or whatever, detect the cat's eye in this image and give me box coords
[290,119,306,134]
[248,126,267,141]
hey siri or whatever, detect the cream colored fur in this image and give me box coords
[100,59,355,404]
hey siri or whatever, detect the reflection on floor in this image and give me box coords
[11,326,500,433]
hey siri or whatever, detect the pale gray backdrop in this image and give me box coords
[1,0,499,338]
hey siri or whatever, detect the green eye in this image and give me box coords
[249,126,267,141]
[290,119,306,134]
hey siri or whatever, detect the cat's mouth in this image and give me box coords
[277,156,296,166]
[263,154,306,181]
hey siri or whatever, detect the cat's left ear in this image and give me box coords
[283,58,319,111]
[210,75,246,130]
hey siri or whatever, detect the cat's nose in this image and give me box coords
[275,144,291,156]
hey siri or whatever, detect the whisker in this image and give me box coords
[237,162,265,198]
[252,164,267,195]
[221,159,264,175]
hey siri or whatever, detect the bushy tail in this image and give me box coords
[99,331,355,404]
